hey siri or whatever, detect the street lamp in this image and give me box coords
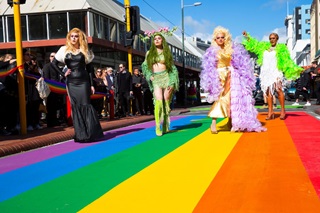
[181,0,201,106]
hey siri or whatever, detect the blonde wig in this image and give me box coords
[211,26,233,56]
[65,28,93,63]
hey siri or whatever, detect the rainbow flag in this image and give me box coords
[0,65,22,78]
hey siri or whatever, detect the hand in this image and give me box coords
[130,91,133,95]
[150,76,154,81]
[91,86,95,94]
[9,59,16,64]
[242,31,247,37]
[65,69,71,77]
[303,87,307,91]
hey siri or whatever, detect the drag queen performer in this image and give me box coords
[242,31,302,120]
[141,27,179,136]
[201,26,265,133]
[51,28,104,142]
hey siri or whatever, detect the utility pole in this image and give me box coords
[11,0,27,135]
[124,0,132,73]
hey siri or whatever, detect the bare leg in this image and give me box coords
[266,88,275,120]
[277,89,286,119]
[210,118,217,134]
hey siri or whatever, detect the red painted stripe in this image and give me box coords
[284,111,320,197]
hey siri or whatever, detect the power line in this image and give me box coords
[140,0,193,37]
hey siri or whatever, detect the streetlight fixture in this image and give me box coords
[181,0,201,106]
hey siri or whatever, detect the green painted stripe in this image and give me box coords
[1,117,219,213]
[190,105,303,112]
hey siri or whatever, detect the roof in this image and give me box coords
[0,0,201,57]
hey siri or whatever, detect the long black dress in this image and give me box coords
[51,50,104,142]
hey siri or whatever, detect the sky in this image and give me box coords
[126,0,312,43]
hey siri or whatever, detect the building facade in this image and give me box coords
[311,0,320,62]
[0,0,203,103]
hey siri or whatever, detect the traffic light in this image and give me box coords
[7,0,26,7]
[129,6,140,35]
[124,31,134,47]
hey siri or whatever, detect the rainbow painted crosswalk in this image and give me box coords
[0,112,320,212]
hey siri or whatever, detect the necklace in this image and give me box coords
[269,46,276,52]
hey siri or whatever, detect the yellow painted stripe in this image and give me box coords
[79,120,242,213]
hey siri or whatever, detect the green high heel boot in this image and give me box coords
[154,100,163,136]
[162,100,171,134]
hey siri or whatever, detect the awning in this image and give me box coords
[315,49,320,59]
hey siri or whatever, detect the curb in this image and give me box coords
[0,115,154,157]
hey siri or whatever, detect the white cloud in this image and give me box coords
[183,16,215,42]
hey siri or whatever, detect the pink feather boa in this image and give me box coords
[200,43,266,132]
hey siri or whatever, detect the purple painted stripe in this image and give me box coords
[0,117,182,174]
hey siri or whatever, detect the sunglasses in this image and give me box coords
[50,55,54,57]
[216,36,225,40]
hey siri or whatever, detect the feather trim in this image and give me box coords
[200,43,266,132]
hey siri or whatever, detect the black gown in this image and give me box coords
[52,52,104,142]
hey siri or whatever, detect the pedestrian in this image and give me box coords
[115,64,133,117]
[50,27,103,143]
[141,27,179,136]
[201,26,265,133]
[292,68,311,106]
[242,31,302,120]
[132,67,144,115]
[310,61,320,104]
[43,52,63,127]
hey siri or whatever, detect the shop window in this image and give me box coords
[0,18,3,42]
[69,12,86,33]
[109,19,117,42]
[29,14,47,40]
[7,16,27,42]
[49,13,67,39]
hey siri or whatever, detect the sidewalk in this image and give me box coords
[0,108,190,157]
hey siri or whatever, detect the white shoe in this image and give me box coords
[292,102,299,106]
[305,102,311,106]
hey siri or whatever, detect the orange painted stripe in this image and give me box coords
[193,113,320,213]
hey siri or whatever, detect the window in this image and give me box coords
[29,14,47,40]
[69,12,86,32]
[49,13,67,39]
[0,17,3,42]
[109,19,117,42]
[119,24,125,45]
[103,17,109,40]
[93,13,102,38]
[7,16,27,41]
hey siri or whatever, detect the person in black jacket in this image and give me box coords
[43,52,63,127]
[292,68,311,106]
[131,67,144,115]
[115,64,133,117]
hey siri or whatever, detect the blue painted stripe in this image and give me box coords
[0,115,205,201]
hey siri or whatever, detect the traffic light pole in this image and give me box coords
[124,0,132,73]
[13,0,27,135]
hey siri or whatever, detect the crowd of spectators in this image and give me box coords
[0,50,154,136]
